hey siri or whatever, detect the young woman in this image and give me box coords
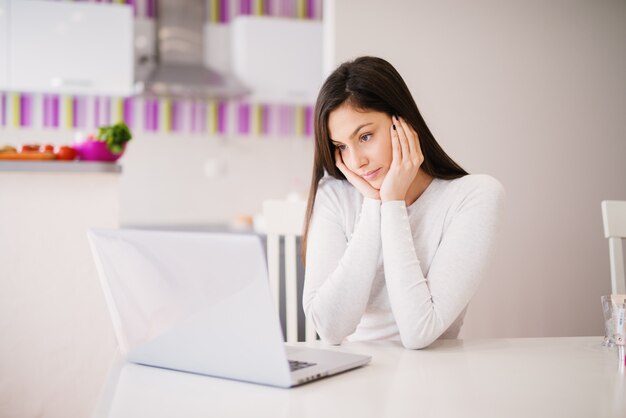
[302,56,505,349]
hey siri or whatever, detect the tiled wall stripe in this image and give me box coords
[46,0,322,26]
[70,97,77,129]
[161,98,171,133]
[304,105,313,136]
[12,94,20,128]
[123,98,134,130]
[20,95,30,128]
[237,102,250,135]
[59,0,321,21]
[207,0,321,22]
[63,97,71,129]
[148,0,157,18]
[0,94,6,127]
[0,92,314,137]
[43,95,59,128]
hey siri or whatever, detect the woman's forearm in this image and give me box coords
[303,198,381,344]
[381,183,504,349]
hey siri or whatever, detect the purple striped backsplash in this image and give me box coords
[237,102,250,135]
[1,95,313,137]
[146,0,156,19]
[220,0,230,22]
[123,98,134,130]
[143,98,159,132]
[42,96,50,128]
[20,95,31,128]
[190,101,198,133]
[304,105,313,136]
[94,97,101,128]
[58,0,322,21]
[262,105,270,135]
[43,95,51,128]
[52,96,60,128]
[217,102,227,134]
[190,100,207,134]
[307,0,317,19]
[143,99,152,131]
[151,99,159,131]
[171,100,182,132]
[240,0,252,16]
[104,97,111,126]
[0,94,6,127]
[198,101,208,133]
[209,0,322,22]
[72,97,79,128]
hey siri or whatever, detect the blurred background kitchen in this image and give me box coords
[1,0,625,417]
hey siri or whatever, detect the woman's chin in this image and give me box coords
[367,180,383,190]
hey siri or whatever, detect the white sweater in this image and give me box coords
[303,174,505,349]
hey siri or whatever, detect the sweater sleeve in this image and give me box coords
[381,177,505,349]
[303,181,381,344]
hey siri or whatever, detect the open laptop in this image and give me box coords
[87,228,371,388]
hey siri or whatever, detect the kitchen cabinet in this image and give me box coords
[231,16,323,104]
[0,0,8,89]
[6,0,133,96]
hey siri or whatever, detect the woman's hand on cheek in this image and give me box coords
[335,149,381,200]
[379,116,424,202]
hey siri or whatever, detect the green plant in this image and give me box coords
[96,122,133,153]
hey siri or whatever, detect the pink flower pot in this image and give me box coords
[73,140,125,162]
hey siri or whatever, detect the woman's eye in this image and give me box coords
[360,133,372,142]
[335,144,347,151]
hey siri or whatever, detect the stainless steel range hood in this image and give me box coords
[136,0,248,99]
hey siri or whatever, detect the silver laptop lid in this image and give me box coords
[88,228,291,386]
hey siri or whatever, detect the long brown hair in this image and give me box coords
[302,56,468,263]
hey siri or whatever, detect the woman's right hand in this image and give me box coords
[335,149,381,200]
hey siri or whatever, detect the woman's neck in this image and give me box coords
[405,169,434,206]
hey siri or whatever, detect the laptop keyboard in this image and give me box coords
[289,360,317,372]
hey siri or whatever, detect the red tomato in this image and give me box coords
[40,144,54,152]
[55,146,78,161]
[20,144,40,152]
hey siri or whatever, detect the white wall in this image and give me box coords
[118,133,314,226]
[328,0,626,338]
[1,128,314,226]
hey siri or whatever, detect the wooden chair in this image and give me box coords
[263,198,317,343]
[601,200,626,294]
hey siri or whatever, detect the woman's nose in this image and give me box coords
[347,149,368,170]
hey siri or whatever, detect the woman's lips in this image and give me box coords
[362,168,381,181]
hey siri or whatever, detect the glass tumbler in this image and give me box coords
[602,294,626,347]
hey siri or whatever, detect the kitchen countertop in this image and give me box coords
[0,161,122,173]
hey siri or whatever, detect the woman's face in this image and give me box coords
[327,103,393,189]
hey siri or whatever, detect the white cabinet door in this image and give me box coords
[0,0,8,89]
[231,16,323,104]
[8,0,133,96]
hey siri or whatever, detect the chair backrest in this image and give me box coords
[262,198,317,343]
[601,200,626,294]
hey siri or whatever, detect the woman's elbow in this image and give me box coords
[301,320,347,345]
[307,315,351,345]
[317,333,345,346]
[400,338,434,350]
[304,305,352,345]
[399,326,442,350]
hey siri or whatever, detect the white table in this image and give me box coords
[92,337,626,418]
